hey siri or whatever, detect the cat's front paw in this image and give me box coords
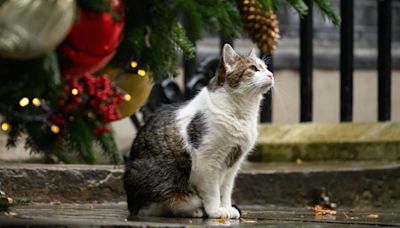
[206,208,230,219]
[225,206,240,219]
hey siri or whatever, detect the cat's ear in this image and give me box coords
[222,43,240,71]
[216,56,226,86]
[249,48,257,58]
[216,44,239,86]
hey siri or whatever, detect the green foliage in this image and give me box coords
[314,0,341,25]
[287,0,309,15]
[258,0,275,11]
[0,51,121,164]
[67,117,96,164]
[97,131,122,164]
[257,0,340,25]
[177,0,241,40]
[112,0,240,80]
[170,22,196,59]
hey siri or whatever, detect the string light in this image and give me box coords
[32,98,41,107]
[124,94,132,101]
[87,112,94,118]
[71,88,79,95]
[50,125,60,134]
[130,60,138,69]
[1,122,10,132]
[19,97,29,107]
[137,69,146,77]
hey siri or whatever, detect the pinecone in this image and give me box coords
[236,0,280,54]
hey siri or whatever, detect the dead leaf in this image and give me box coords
[313,205,337,215]
[216,217,228,224]
[343,212,359,220]
[240,218,257,224]
[367,213,379,219]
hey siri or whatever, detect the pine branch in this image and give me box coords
[314,0,341,25]
[68,118,96,164]
[170,22,196,58]
[287,0,309,16]
[258,0,274,10]
[96,131,121,164]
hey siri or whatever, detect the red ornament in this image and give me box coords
[57,0,124,77]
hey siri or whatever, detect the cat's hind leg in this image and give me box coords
[166,195,205,218]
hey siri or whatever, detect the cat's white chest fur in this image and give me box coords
[177,88,260,158]
[176,87,262,219]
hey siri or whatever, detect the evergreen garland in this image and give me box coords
[0,0,340,164]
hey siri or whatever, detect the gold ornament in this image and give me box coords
[236,0,280,54]
[0,0,76,60]
[101,66,153,119]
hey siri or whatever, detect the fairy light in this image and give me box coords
[71,88,79,95]
[130,60,138,69]
[87,112,94,118]
[50,125,60,134]
[1,122,10,132]
[137,69,146,77]
[32,98,41,107]
[124,94,132,101]
[19,97,29,107]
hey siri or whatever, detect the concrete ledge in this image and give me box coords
[0,164,125,203]
[0,162,399,208]
[250,122,400,162]
[235,162,400,209]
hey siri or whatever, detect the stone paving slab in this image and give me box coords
[251,123,400,162]
[1,203,399,227]
[0,162,399,208]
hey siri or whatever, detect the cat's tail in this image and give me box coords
[123,154,129,163]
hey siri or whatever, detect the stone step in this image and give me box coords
[0,162,398,209]
[250,122,400,162]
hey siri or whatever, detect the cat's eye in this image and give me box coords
[249,65,259,71]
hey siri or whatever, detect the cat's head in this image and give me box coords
[209,44,274,95]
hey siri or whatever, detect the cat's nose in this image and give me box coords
[266,71,273,79]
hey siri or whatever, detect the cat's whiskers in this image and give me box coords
[269,79,289,115]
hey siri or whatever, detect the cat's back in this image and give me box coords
[129,104,186,160]
[124,103,193,215]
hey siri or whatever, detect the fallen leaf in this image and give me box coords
[240,218,257,224]
[343,212,359,220]
[5,212,17,216]
[367,213,379,219]
[216,217,228,224]
[313,205,337,215]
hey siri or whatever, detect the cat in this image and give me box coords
[123,44,274,219]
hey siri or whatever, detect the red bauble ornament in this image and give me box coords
[57,0,124,77]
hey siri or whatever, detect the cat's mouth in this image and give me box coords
[260,81,274,92]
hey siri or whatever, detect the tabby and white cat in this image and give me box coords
[124,44,274,219]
